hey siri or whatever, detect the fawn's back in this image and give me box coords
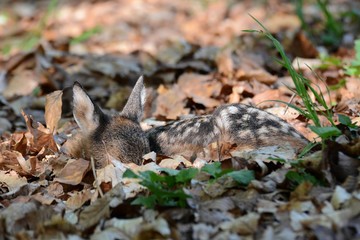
[146,104,309,157]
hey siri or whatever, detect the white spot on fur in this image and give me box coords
[138,76,146,106]
[218,109,230,130]
[257,110,269,119]
[258,126,269,135]
[280,122,290,132]
[238,130,252,139]
[190,122,201,133]
[267,113,280,122]
[183,127,196,137]
[227,106,239,114]
[241,114,249,121]
[159,132,169,143]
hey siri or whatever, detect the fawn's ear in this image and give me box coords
[120,76,146,123]
[72,82,107,133]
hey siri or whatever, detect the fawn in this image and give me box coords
[72,76,309,168]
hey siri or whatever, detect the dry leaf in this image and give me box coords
[3,70,38,99]
[54,158,90,185]
[154,84,189,120]
[177,73,221,108]
[22,111,58,154]
[45,90,63,133]
[66,189,93,210]
[0,170,28,195]
[158,155,193,169]
[96,164,124,187]
[78,183,125,231]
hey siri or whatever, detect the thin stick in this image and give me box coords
[91,156,104,198]
[217,140,222,162]
[284,93,296,115]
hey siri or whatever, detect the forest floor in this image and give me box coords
[0,0,360,239]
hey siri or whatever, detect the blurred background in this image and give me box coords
[0,0,359,136]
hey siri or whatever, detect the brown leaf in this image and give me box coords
[22,111,58,154]
[78,183,125,231]
[290,31,319,58]
[96,164,124,187]
[13,150,32,174]
[177,73,221,108]
[3,70,38,100]
[0,150,20,173]
[46,182,64,198]
[45,90,63,133]
[154,85,189,120]
[219,212,260,235]
[0,170,28,195]
[32,192,55,205]
[10,132,27,155]
[252,89,289,108]
[54,158,90,185]
[66,189,92,210]
[158,155,193,169]
[216,49,234,77]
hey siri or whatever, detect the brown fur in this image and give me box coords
[89,117,149,167]
[71,77,149,168]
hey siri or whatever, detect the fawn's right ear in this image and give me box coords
[120,76,146,123]
[72,82,107,134]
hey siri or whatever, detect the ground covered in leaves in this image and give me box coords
[1,0,360,239]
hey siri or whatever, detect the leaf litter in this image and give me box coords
[0,0,360,239]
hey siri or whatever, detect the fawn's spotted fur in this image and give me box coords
[71,77,308,168]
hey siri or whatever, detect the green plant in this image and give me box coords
[123,162,254,208]
[338,114,358,129]
[1,0,58,54]
[318,53,343,70]
[201,161,254,185]
[294,0,344,48]
[286,169,322,189]
[123,168,194,208]
[345,39,360,76]
[70,26,102,45]
[294,0,309,34]
[245,15,339,146]
[316,0,343,47]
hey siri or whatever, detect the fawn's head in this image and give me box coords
[72,76,150,168]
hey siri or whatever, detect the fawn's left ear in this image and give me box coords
[72,82,107,134]
[120,76,146,123]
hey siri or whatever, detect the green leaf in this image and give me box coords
[345,66,360,76]
[70,26,102,45]
[355,39,360,62]
[286,170,320,187]
[139,171,163,182]
[131,195,157,208]
[328,79,346,91]
[286,171,303,184]
[242,29,259,33]
[201,162,222,178]
[159,168,179,176]
[298,142,320,158]
[175,168,198,183]
[338,114,352,126]
[123,169,139,179]
[226,170,254,185]
[309,126,341,139]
